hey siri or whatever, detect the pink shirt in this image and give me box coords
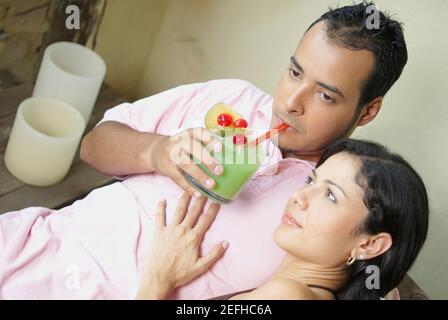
[0,79,314,299]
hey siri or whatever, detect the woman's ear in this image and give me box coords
[353,232,393,260]
[357,97,383,127]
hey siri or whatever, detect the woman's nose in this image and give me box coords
[294,193,308,211]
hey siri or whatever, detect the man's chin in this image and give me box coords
[277,132,303,150]
[277,141,325,162]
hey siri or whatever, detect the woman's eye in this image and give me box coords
[289,68,300,79]
[306,176,314,185]
[319,92,335,103]
[327,189,337,203]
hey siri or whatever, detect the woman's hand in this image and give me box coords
[136,192,228,299]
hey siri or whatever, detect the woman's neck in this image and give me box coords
[271,254,346,293]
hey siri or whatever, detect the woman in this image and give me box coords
[136,138,429,300]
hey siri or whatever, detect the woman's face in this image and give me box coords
[274,152,369,267]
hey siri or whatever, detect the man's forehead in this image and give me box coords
[293,21,375,95]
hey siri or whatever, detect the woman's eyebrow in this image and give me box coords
[312,169,349,199]
[325,179,349,199]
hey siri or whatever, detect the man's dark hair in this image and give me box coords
[307,2,408,116]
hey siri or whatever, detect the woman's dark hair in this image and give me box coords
[307,1,408,117]
[316,138,429,300]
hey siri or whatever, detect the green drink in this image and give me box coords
[182,131,264,203]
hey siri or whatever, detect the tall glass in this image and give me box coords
[181,129,264,203]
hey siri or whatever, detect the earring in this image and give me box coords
[358,254,365,260]
[346,256,356,266]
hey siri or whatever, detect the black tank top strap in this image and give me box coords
[208,288,254,300]
[210,284,336,300]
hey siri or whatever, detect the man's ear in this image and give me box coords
[357,97,383,127]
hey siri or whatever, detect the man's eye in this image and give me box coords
[327,189,337,203]
[319,92,335,103]
[289,68,300,79]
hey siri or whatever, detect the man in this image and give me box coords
[0,2,407,299]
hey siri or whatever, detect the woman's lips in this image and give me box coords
[282,213,302,228]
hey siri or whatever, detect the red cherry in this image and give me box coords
[217,113,233,127]
[233,118,248,128]
[233,134,247,145]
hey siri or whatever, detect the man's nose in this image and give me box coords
[285,86,306,116]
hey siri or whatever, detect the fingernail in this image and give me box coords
[214,142,222,152]
[194,191,202,198]
[161,198,167,205]
[205,178,214,188]
[222,241,229,250]
[214,165,223,175]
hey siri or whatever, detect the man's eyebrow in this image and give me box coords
[311,169,348,199]
[290,56,345,99]
[316,81,345,99]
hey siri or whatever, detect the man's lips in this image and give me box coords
[282,213,302,228]
[285,126,298,134]
[276,114,299,133]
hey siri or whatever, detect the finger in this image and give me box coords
[190,128,221,148]
[183,140,224,182]
[178,151,216,190]
[186,138,223,177]
[196,241,229,275]
[156,199,167,228]
[181,195,207,228]
[170,167,203,198]
[171,192,192,225]
[194,202,221,237]
[190,128,224,176]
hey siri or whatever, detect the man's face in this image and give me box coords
[272,21,375,161]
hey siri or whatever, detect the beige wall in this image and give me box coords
[98,0,448,298]
[352,0,448,299]
[95,0,168,100]
[137,0,329,97]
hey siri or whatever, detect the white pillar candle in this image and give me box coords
[4,97,86,186]
[32,42,106,122]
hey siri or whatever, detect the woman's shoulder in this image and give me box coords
[232,278,317,300]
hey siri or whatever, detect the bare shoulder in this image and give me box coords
[232,278,317,300]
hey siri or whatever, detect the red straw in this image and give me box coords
[250,123,289,146]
